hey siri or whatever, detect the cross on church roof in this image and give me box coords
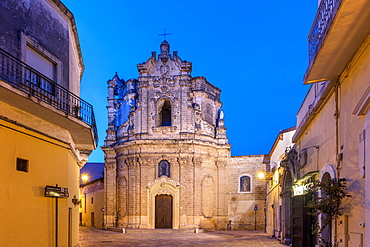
[159,28,171,41]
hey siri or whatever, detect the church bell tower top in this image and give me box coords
[158,41,171,63]
[160,40,170,54]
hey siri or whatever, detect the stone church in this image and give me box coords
[102,41,267,230]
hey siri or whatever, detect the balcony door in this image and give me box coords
[25,45,55,93]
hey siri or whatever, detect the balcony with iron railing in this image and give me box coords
[0,48,98,147]
[308,0,342,66]
[304,0,370,84]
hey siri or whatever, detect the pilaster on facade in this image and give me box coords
[102,41,269,231]
[104,159,117,227]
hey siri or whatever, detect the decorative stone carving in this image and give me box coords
[216,161,227,169]
[138,157,153,166]
[177,157,192,166]
[156,90,173,98]
[192,157,202,167]
[125,157,139,167]
[151,126,177,134]
[282,146,299,180]
[147,176,180,189]
[153,76,176,88]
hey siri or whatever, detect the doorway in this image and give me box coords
[91,212,95,227]
[155,195,173,228]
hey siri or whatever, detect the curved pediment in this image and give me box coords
[147,176,180,195]
[137,41,192,77]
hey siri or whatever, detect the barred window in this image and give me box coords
[16,158,28,172]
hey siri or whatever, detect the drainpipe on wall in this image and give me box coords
[334,79,341,247]
[335,80,341,177]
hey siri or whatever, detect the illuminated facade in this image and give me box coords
[265,127,296,244]
[102,41,268,230]
[0,0,97,246]
[80,178,105,229]
[277,0,370,246]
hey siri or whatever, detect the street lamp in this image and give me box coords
[80,173,89,219]
[81,174,89,184]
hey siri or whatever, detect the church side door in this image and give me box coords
[155,195,173,228]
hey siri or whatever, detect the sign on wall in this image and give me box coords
[45,185,69,198]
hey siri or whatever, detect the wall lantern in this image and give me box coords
[72,195,81,206]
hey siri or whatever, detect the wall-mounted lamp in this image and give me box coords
[258,172,273,180]
[72,195,81,206]
[258,172,265,179]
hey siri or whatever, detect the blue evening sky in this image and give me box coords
[62,0,318,162]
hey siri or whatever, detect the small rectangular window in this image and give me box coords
[91,197,94,204]
[16,158,28,172]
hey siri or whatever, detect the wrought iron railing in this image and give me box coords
[308,0,342,64]
[0,48,98,145]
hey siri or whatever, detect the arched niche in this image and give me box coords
[319,164,336,181]
[157,98,172,126]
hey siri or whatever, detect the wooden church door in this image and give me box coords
[155,195,173,228]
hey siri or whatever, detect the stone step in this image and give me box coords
[106,228,207,233]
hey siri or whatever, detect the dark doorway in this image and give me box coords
[91,212,95,227]
[292,192,316,247]
[155,195,173,228]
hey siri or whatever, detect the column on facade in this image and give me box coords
[216,160,228,229]
[104,149,117,228]
[138,157,153,228]
[116,156,128,227]
[178,156,194,228]
[138,79,149,134]
[125,157,141,228]
[192,157,202,227]
[179,78,192,131]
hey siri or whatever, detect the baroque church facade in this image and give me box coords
[102,41,267,230]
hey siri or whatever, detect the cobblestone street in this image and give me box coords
[79,227,283,247]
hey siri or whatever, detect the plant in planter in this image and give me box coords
[306,178,351,247]
[72,105,82,120]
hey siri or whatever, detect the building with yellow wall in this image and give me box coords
[0,0,97,246]
[265,127,296,244]
[79,162,105,229]
[80,178,105,229]
[277,0,370,246]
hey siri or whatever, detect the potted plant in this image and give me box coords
[306,178,351,247]
[72,105,82,119]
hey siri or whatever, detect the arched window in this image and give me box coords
[158,160,170,177]
[159,100,171,126]
[239,175,251,192]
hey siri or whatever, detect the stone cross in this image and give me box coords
[159,28,171,41]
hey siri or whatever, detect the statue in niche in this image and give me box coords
[240,176,250,192]
[219,110,224,120]
[158,160,170,177]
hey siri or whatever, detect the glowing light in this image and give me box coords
[293,184,308,196]
[258,172,265,179]
[81,174,89,183]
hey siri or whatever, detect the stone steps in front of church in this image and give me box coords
[106,228,208,233]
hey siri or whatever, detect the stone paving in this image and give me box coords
[79,227,284,247]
